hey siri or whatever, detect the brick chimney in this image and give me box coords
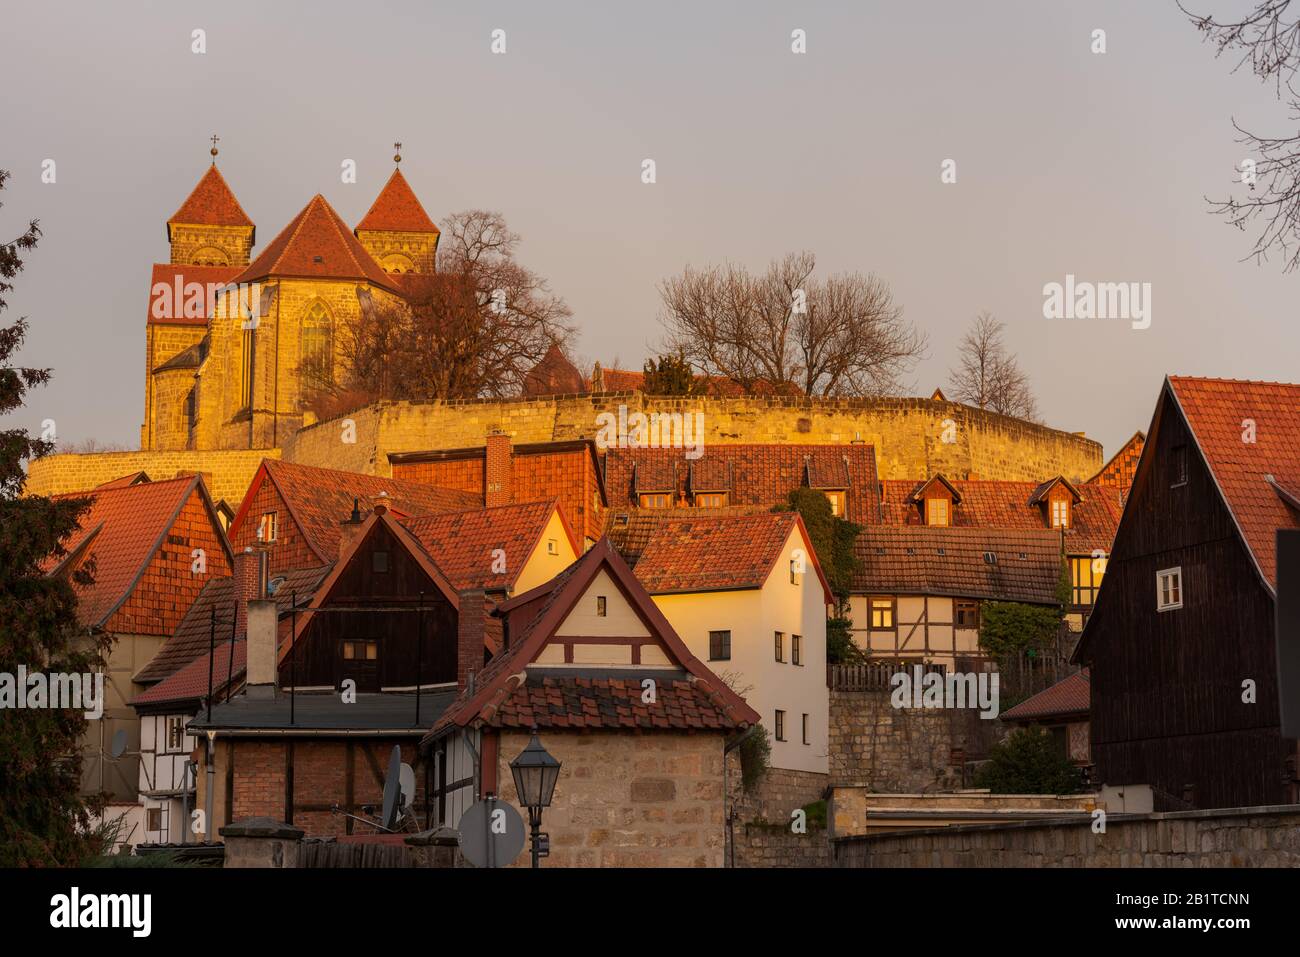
[339,497,365,560]
[232,546,265,636]
[485,432,512,507]
[457,589,488,691]
[245,598,278,699]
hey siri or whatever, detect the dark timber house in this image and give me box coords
[1074,376,1300,810]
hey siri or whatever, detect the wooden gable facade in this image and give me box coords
[1076,380,1295,811]
[282,513,460,693]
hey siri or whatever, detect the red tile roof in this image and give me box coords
[230,459,482,566]
[854,525,1065,604]
[604,504,772,565]
[1088,431,1146,494]
[879,477,1122,555]
[167,165,254,234]
[427,540,760,739]
[44,476,227,630]
[147,263,243,327]
[604,444,881,521]
[401,500,575,592]
[1000,668,1090,722]
[1168,376,1300,591]
[633,512,833,602]
[355,169,439,234]
[134,565,329,685]
[132,640,246,708]
[521,344,585,396]
[232,194,396,291]
[94,472,151,491]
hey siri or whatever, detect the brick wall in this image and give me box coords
[834,805,1300,867]
[229,476,324,572]
[491,729,728,867]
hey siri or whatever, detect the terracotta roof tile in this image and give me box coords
[401,500,569,591]
[1089,432,1146,494]
[1168,376,1300,590]
[232,194,396,291]
[855,525,1064,603]
[355,169,439,234]
[44,476,210,629]
[167,165,253,231]
[633,512,803,594]
[132,640,246,708]
[1000,668,1090,722]
[486,673,739,731]
[604,505,771,566]
[232,460,481,566]
[879,478,1121,555]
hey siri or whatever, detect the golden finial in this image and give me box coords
[393,141,402,165]
[210,134,220,163]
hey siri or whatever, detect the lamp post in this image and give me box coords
[509,730,561,869]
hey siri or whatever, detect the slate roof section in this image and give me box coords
[134,565,329,684]
[1168,376,1300,591]
[879,478,1121,555]
[147,263,243,327]
[231,194,397,291]
[230,459,481,566]
[854,526,1064,604]
[401,500,574,592]
[43,475,229,630]
[355,169,439,234]
[167,165,254,235]
[1000,668,1091,722]
[605,444,881,521]
[189,691,457,733]
[632,512,833,602]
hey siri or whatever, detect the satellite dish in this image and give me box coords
[398,763,415,809]
[458,797,526,868]
[379,745,403,830]
[109,729,128,759]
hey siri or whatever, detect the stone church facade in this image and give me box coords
[142,157,440,453]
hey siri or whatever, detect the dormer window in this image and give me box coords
[824,490,846,517]
[696,492,727,508]
[639,493,670,508]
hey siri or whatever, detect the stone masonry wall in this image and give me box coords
[830,690,1008,792]
[492,729,728,868]
[25,447,276,507]
[834,805,1300,868]
[286,393,1103,483]
[723,749,830,867]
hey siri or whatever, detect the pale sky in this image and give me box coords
[2,0,1297,457]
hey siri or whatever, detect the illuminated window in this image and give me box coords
[1051,499,1071,528]
[869,597,895,629]
[695,492,727,507]
[925,497,950,527]
[1157,567,1183,611]
[825,491,845,517]
[639,493,670,508]
[342,640,379,660]
[1071,555,1105,606]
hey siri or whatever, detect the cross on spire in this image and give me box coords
[210,134,220,163]
[393,142,402,165]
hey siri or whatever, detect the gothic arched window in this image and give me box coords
[300,301,334,392]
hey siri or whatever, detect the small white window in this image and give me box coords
[1157,566,1183,611]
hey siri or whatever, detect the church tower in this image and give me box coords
[353,146,440,275]
[165,140,255,266]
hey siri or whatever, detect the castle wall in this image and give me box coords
[283,394,1104,484]
[24,448,276,508]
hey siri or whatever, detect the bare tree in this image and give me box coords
[311,210,574,415]
[948,312,1040,421]
[1183,1,1300,269]
[657,251,926,397]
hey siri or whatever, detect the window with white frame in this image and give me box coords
[1157,566,1183,611]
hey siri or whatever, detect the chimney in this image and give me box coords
[245,598,278,699]
[485,432,512,507]
[457,589,488,691]
[339,498,365,559]
[232,546,265,636]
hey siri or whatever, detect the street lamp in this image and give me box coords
[509,730,561,868]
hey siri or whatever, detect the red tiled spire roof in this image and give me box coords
[355,169,439,234]
[1167,376,1300,591]
[167,165,254,234]
[232,194,397,291]
[147,262,243,327]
